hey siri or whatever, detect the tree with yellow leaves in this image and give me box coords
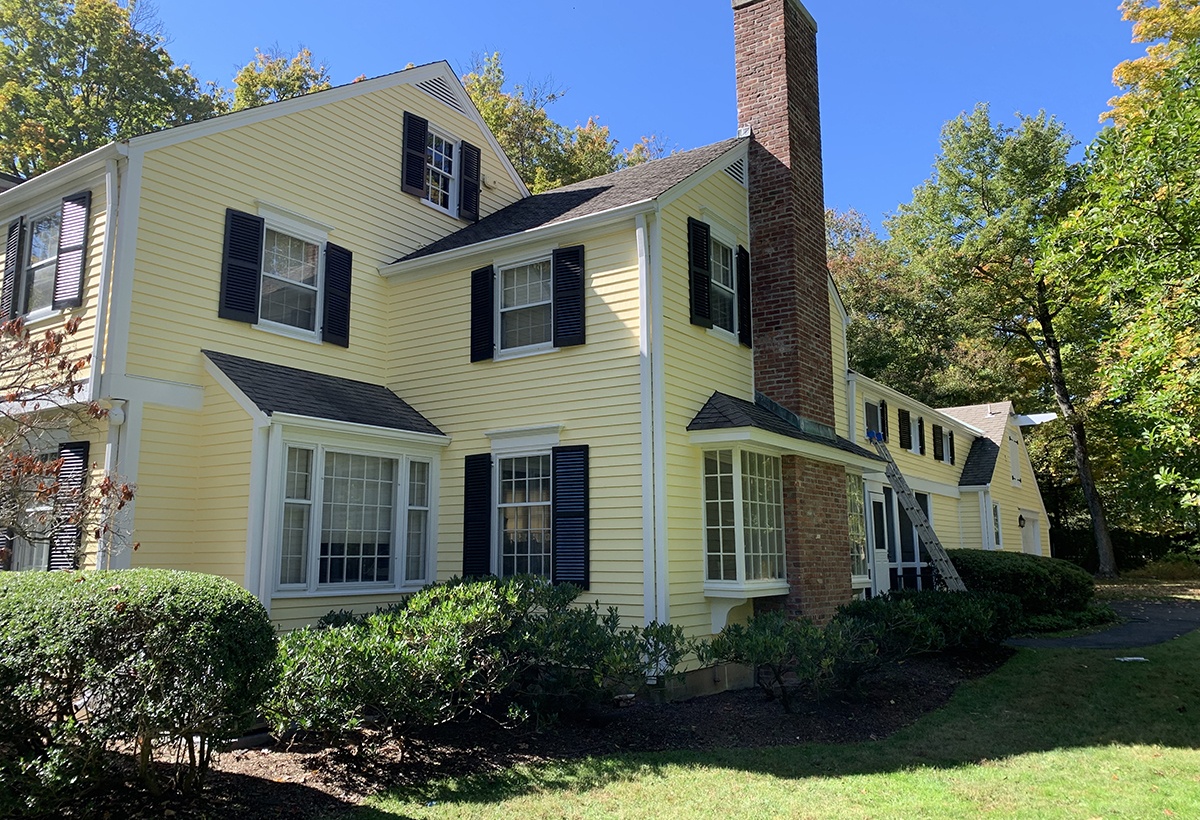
[1107,0,1200,123]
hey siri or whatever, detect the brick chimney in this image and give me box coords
[733,0,850,622]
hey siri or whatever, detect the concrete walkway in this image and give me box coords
[1007,599,1200,650]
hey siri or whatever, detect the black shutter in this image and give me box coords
[458,141,481,222]
[552,245,585,347]
[50,441,89,571]
[322,242,352,347]
[880,399,889,442]
[918,417,926,455]
[688,217,712,327]
[402,112,429,197]
[52,191,91,310]
[949,431,956,465]
[551,444,589,589]
[462,453,492,577]
[218,209,264,323]
[932,424,945,461]
[898,409,912,450]
[470,265,495,362]
[2,219,22,320]
[736,245,752,347]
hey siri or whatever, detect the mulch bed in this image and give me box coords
[73,647,1013,819]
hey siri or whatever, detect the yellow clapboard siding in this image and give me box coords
[829,290,849,438]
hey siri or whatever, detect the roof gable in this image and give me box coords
[939,401,1013,486]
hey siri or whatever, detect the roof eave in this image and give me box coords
[848,372,986,436]
[269,412,451,446]
[380,198,657,278]
[0,143,126,213]
[688,426,881,471]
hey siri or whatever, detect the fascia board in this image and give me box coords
[269,413,451,448]
[380,199,655,278]
[0,144,125,215]
[687,426,881,471]
[848,372,985,436]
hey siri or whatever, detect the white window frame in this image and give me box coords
[10,202,62,323]
[423,124,459,216]
[940,427,953,464]
[908,414,922,455]
[992,502,1003,550]
[864,401,883,438]
[254,203,333,344]
[496,253,555,356]
[705,222,740,341]
[701,446,789,597]
[494,450,554,579]
[271,428,439,596]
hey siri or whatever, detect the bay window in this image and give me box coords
[703,448,786,593]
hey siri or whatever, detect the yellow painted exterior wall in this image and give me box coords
[987,418,1051,555]
[829,290,849,439]
[0,173,110,385]
[129,403,199,572]
[659,172,756,638]
[126,81,522,390]
[387,222,648,624]
[194,378,256,583]
[958,491,985,551]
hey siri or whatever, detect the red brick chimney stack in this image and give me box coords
[733,0,850,621]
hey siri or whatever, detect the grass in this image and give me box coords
[357,631,1200,819]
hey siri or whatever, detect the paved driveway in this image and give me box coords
[1007,600,1200,650]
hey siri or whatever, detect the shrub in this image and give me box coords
[947,549,1095,617]
[0,569,278,813]
[832,596,941,659]
[883,588,1023,649]
[1123,552,1200,581]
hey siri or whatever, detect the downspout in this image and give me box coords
[649,211,669,624]
[636,212,658,625]
[89,154,123,404]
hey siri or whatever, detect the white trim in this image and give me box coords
[649,211,669,623]
[270,412,450,447]
[246,422,276,608]
[89,158,121,403]
[495,252,554,355]
[485,424,563,452]
[902,475,962,499]
[255,201,334,240]
[636,213,656,624]
[107,398,142,570]
[654,139,749,211]
[0,144,124,215]
[106,373,204,411]
[103,145,144,395]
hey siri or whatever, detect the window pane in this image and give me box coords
[498,454,552,579]
[319,453,395,585]
[27,212,60,266]
[500,260,553,349]
[426,132,454,209]
[261,229,319,331]
[264,230,318,285]
[741,451,785,581]
[846,477,868,577]
[703,449,738,582]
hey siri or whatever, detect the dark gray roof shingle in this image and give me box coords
[204,350,444,436]
[399,137,746,262]
[938,402,1013,487]
[688,392,881,462]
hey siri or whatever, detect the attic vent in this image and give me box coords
[416,77,467,114]
[724,157,747,187]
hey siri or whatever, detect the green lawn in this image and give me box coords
[357,631,1200,819]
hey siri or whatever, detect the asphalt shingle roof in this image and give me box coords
[399,137,747,262]
[938,401,1013,487]
[203,350,444,436]
[688,392,881,462]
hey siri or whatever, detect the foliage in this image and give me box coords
[270,577,697,743]
[0,569,277,812]
[947,548,1095,620]
[462,52,663,193]
[833,589,1020,658]
[0,0,223,177]
[1107,0,1200,124]
[231,47,332,111]
[1050,43,1200,511]
[1123,551,1200,580]
[0,317,135,569]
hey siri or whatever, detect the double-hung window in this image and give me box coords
[687,217,751,347]
[992,502,1003,550]
[499,257,553,352]
[497,454,553,577]
[277,444,434,591]
[425,128,456,213]
[401,111,481,222]
[218,207,352,347]
[3,191,91,321]
[703,448,786,594]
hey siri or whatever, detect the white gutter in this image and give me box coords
[89,156,123,403]
[0,143,124,213]
[636,213,657,625]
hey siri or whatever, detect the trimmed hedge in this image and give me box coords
[0,570,278,813]
[947,548,1095,616]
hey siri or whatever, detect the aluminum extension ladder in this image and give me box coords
[866,430,967,592]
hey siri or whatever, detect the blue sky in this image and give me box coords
[156,0,1145,232]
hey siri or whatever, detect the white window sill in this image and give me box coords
[495,343,558,362]
[420,197,457,219]
[705,325,739,345]
[253,320,324,346]
[272,582,427,599]
[704,579,790,599]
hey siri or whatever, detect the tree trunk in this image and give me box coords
[1039,313,1118,577]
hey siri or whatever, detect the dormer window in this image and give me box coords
[425,127,457,212]
[687,217,751,347]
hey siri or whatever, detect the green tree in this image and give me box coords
[1053,42,1200,509]
[1107,0,1200,124]
[0,0,222,178]
[231,46,332,111]
[887,104,1119,576]
[462,52,658,192]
